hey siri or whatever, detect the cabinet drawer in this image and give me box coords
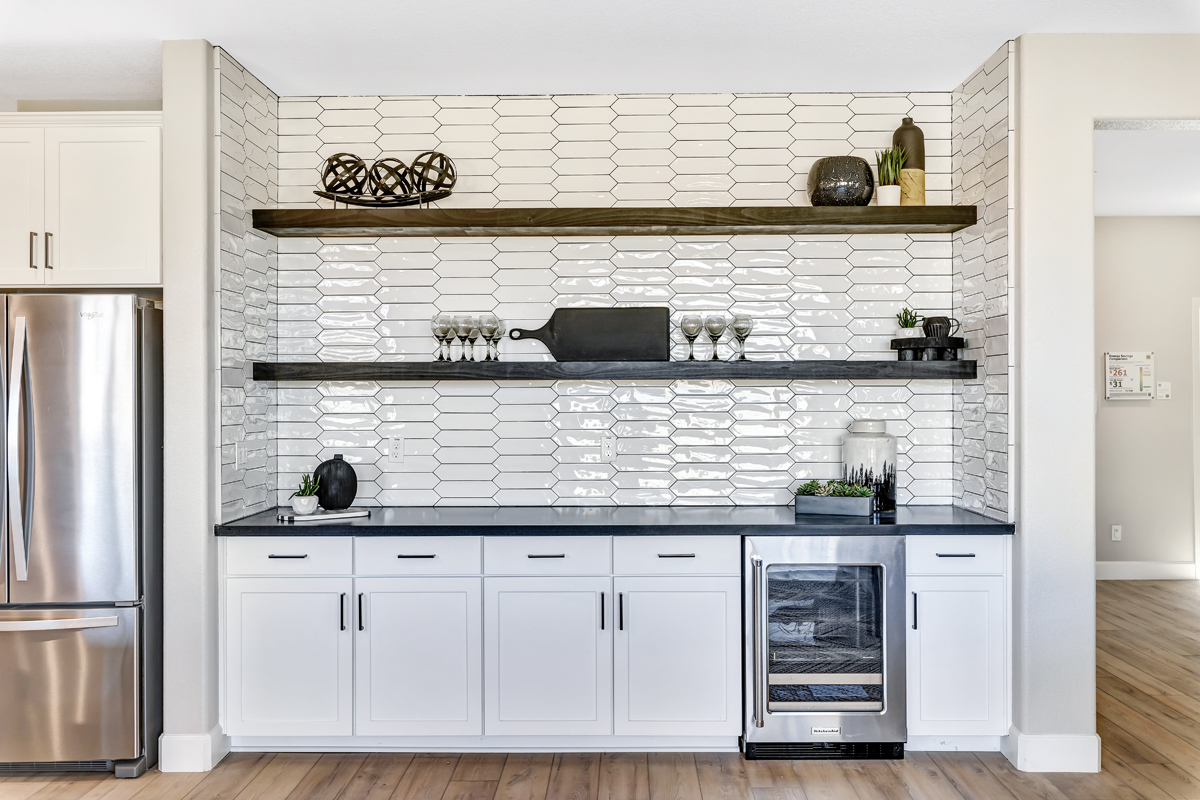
[484,536,610,575]
[355,537,481,575]
[226,537,353,576]
[907,536,1005,575]
[613,536,740,575]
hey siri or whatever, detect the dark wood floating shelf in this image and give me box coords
[253,360,976,382]
[252,206,978,238]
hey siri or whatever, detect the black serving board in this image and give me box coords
[510,308,670,361]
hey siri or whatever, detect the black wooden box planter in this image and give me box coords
[890,336,966,362]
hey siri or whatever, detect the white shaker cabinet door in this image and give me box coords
[484,576,612,736]
[355,576,482,736]
[0,129,45,285]
[907,574,1007,736]
[226,577,353,737]
[613,576,741,736]
[43,126,161,285]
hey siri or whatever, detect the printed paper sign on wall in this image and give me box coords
[1105,352,1154,399]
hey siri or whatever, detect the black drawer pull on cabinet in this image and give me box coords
[657,553,695,558]
[935,553,976,558]
[268,554,308,559]
[397,554,436,559]
[912,592,918,630]
[528,554,566,559]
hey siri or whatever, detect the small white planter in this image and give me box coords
[876,185,902,206]
[291,495,319,515]
[897,327,924,339]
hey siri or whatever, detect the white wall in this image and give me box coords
[1095,217,1200,569]
[160,39,228,771]
[1012,33,1200,772]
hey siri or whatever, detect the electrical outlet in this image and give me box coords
[601,434,616,462]
[388,437,405,464]
[1112,525,1123,542]
[1157,381,1172,400]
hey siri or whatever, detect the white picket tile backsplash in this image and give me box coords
[215,45,1010,519]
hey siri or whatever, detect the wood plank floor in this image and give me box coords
[3,579,1195,800]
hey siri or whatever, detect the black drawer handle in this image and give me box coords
[340,594,345,631]
[528,554,566,559]
[397,554,436,559]
[658,553,695,558]
[912,592,918,630]
[935,553,976,558]
[619,592,624,631]
[600,592,605,630]
[358,593,364,631]
[268,554,308,559]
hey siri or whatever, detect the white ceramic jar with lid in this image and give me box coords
[841,420,897,512]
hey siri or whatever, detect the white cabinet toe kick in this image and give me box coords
[220,533,1008,752]
[222,535,742,751]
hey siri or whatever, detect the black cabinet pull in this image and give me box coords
[358,593,364,631]
[619,593,624,631]
[600,592,605,630]
[340,593,345,631]
[397,554,436,559]
[657,553,695,558]
[528,554,565,559]
[912,592,918,630]
[935,553,975,558]
[268,554,308,559]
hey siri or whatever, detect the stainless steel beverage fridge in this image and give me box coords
[744,535,905,759]
[0,295,162,778]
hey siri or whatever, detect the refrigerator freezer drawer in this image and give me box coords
[0,607,139,763]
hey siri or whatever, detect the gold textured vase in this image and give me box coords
[899,168,925,206]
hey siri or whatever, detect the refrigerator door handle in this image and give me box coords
[7,316,31,582]
[0,616,119,632]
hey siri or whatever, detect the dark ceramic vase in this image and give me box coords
[892,117,926,170]
[806,156,874,206]
[314,454,358,510]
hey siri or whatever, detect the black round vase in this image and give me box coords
[314,454,358,510]
[806,156,874,206]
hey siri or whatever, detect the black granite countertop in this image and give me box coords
[215,505,1014,537]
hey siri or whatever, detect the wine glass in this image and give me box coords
[680,315,703,361]
[494,320,506,361]
[704,314,726,362]
[731,314,754,361]
[452,316,474,362]
[431,314,452,361]
[478,314,499,361]
[466,319,481,362]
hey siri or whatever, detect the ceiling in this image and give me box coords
[1095,128,1200,216]
[2,0,1199,101]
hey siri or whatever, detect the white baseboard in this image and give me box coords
[1002,725,1100,772]
[907,735,1004,752]
[231,734,738,753]
[1096,561,1196,580]
[159,724,231,772]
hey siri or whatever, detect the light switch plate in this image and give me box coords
[1157,381,1172,400]
[388,437,404,464]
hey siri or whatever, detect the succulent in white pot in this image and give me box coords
[875,145,907,206]
[291,474,320,515]
[896,307,924,338]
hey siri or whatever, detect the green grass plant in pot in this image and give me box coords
[896,307,924,339]
[875,145,907,206]
[291,474,320,515]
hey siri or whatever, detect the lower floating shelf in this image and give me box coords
[252,360,976,382]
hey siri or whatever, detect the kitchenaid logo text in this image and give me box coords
[79,312,103,319]
[811,726,840,735]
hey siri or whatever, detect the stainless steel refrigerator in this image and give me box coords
[0,294,162,778]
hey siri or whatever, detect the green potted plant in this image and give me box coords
[896,307,924,339]
[875,145,907,206]
[794,479,875,517]
[291,474,320,515]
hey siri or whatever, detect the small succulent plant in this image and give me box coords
[291,474,320,498]
[896,307,923,329]
[876,145,908,187]
[795,480,873,498]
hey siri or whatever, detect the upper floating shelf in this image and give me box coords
[253,360,976,382]
[251,206,978,238]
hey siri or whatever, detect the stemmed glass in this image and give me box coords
[680,315,703,361]
[478,314,499,361]
[431,314,452,361]
[731,314,754,361]
[452,316,475,362]
[467,320,481,362]
[494,320,506,361]
[704,315,726,362]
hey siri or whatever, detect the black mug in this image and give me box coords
[921,316,960,338]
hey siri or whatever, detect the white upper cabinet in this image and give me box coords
[0,115,161,287]
[0,129,45,286]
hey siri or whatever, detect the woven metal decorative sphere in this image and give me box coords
[321,153,369,195]
[409,151,457,192]
[368,157,412,196]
